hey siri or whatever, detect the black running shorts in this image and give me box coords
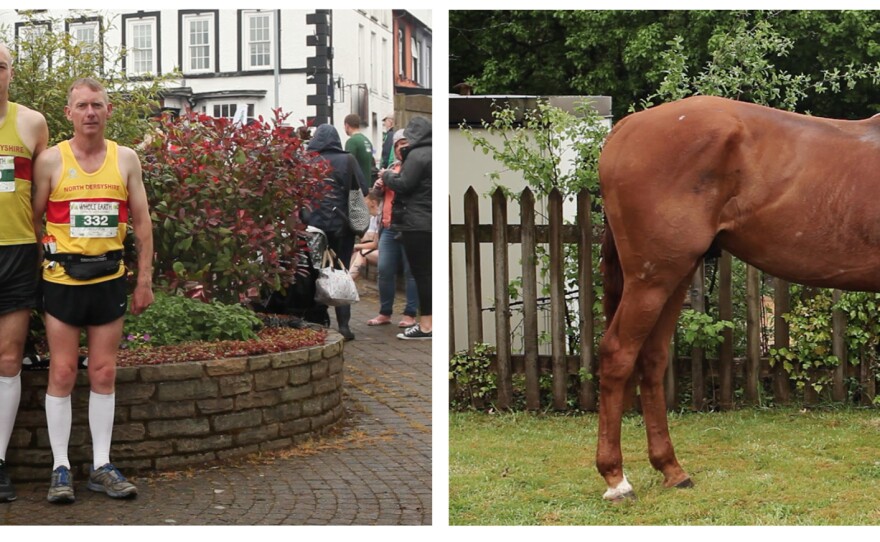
[0,243,39,316]
[43,275,128,327]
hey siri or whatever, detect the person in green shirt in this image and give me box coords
[343,113,375,187]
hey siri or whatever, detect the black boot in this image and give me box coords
[336,306,354,341]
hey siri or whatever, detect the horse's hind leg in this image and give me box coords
[596,282,678,501]
[637,275,694,489]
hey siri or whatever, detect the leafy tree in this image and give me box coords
[460,100,608,361]
[3,11,177,146]
[450,10,880,120]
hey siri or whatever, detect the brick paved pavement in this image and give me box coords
[0,285,432,525]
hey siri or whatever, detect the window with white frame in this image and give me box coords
[411,37,420,85]
[69,20,98,48]
[397,28,405,78]
[16,23,50,70]
[357,24,365,84]
[204,103,254,123]
[425,44,431,89]
[183,13,215,73]
[125,17,158,76]
[243,11,274,70]
[381,37,389,97]
[370,31,377,93]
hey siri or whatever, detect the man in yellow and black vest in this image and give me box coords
[32,77,153,504]
[0,43,48,503]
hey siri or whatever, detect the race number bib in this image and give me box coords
[69,201,120,238]
[0,156,14,192]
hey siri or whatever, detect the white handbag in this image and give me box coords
[314,249,360,307]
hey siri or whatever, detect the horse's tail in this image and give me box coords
[601,217,623,330]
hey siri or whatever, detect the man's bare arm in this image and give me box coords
[122,146,154,315]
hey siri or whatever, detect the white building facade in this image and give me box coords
[0,9,429,158]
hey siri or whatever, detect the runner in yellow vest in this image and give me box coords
[32,77,153,504]
[0,43,48,503]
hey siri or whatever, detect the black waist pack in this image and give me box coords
[46,251,123,281]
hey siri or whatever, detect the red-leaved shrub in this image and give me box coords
[141,110,329,304]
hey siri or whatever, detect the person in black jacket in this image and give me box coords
[306,123,368,341]
[376,116,432,340]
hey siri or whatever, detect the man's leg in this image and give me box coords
[0,309,28,501]
[44,312,81,504]
[85,318,123,469]
[84,316,136,498]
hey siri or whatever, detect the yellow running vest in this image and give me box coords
[43,140,127,285]
[0,102,36,246]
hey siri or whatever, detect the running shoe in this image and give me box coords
[47,466,75,504]
[397,325,432,340]
[87,463,138,499]
[0,459,15,502]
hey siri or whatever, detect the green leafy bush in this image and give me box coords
[769,290,840,394]
[141,110,330,304]
[123,292,262,346]
[677,309,734,350]
[449,343,498,410]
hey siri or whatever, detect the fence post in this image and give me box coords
[665,338,676,409]
[577,190,596,410]
[491,189,513,409]
[548,189,567,411]
[520,188,541,411]
[463,187,483,352]
[718,252,734,410]
[831,289,846,402]
[860,347,876,406]
[690,262,706,411]
[449,196,455,359]
[745,264,761,405]
[773,278,791,403]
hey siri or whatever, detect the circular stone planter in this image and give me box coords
[7,331,345,482]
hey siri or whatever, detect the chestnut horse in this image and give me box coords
[596,95,880,501]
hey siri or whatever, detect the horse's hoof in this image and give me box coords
[607,491,637,504]
[674,477,694,489]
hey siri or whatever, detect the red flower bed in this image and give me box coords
[116,326,328,367]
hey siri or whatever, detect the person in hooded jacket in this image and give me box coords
[376,116,432,340]
[306,123,368,341]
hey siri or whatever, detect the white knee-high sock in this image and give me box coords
[45,394,72,470]
[89,391,115,468]
[0,371,21,460]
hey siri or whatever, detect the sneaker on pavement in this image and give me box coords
[47,466,75,504]
[397,325,432,340]
[0,459,16,502]
[87,463,138,499]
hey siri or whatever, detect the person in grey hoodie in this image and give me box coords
[376,116,432,340]
[306,123,368,341]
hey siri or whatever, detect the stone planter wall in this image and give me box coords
[7,333,345,482]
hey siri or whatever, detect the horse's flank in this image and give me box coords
[599,95,880,292]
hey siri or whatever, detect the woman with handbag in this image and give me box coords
[305,124,369,341]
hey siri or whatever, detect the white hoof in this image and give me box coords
[602,474,635,501]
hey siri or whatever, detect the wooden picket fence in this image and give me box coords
[449,186,878,411]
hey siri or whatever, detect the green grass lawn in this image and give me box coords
[450,407,880,525]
